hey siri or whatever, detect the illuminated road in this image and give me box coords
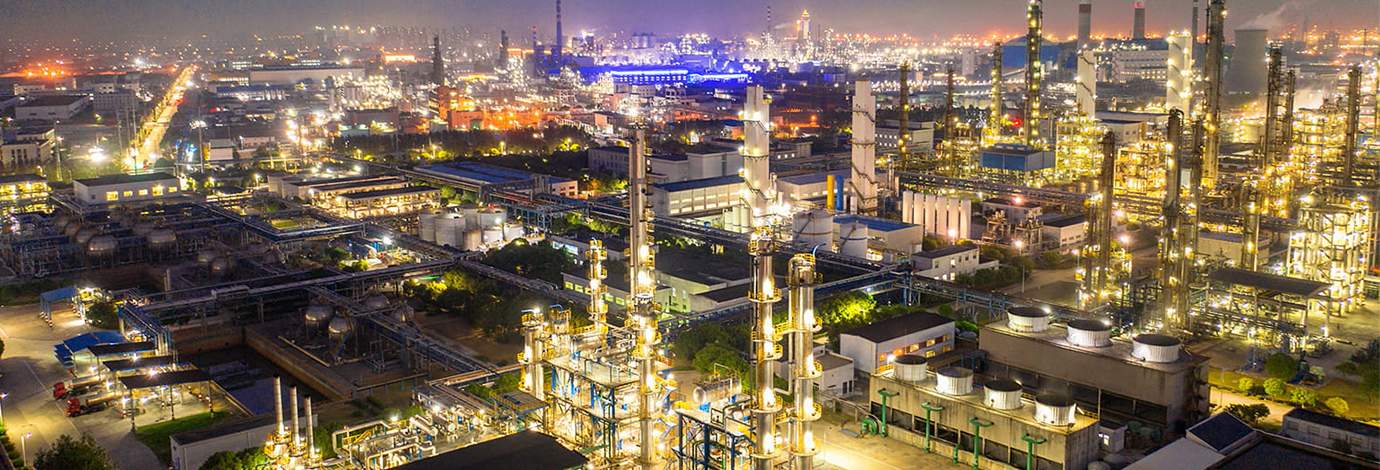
[132,64,196,169]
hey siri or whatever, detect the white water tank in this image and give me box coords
[839,221,869,258]
[197,249,218,266]
[692,377,742,404]
[1035,394,1076,426]
[392,304,415,324]
[364,295,389,310]
[936,367,974,396]
[435,214,465,247]
[983,379,1023,410]
[792,209,834,248]
[1132,334,1182,363]
[1066,319,1113,348]
[503,224,525,242]
[75,227,99,245]
[482,227,503,244]
[1007,306,1051,333]
[476,208,505,228]
[419,211,438,242]
[893,354,928,383]
[462,229,483,251]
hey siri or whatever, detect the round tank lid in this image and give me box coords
[1134,333,1181,347]
[1067,319,1111,332]
[936,366,973,378]
[984,379,1021,392]
[894,354,927,365]
[1008,306,1047,318]
[1036,393,1075,407]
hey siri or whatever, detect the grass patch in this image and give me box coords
[135,411,233,465]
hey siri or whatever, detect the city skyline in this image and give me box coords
[4,0,1377,44]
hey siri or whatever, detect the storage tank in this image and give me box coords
[839,221,869,259]
[418,211,438,242]
[197,249,217,266]
[392,304,415,324]
[435,214,464,247]
[327,317,354,342]
[461,229,483,251]
[481,227,503,245]
[74,227,99,245]
[692,377,742,404]
[893,354,928,383]
[983,379,1023,410]
[792,209,834,248]
[147,229,177,248]
[64,222,83,237]
[210,257,232,276]
[502,224,525,242]
[476,208,505,229]
[1034,394,1077,426]
[364,295,389,310]
[1131,334,1182,363]
[304,304,333,330]
[86,236,117,256]
[1007,306,1051,333]
[935,367,974,396]
[1066,319,1113,348]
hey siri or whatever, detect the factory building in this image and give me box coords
[776,170,849,206]
[649,175,742,218]
[1,126,56,170]
[1281,408,1380,458]
[1039,214,1088,251]
[877,120,936,152]
[648,145,743,183]
[912,245,997,281]
[416,161,578,198]
[15,94,90,121]
[834,214,926,260]
[74,172,183,205]
[270,174,383,200]
[981,308,1210,443]
[1129,411,1376,469]
[324,186,440,219]
[246,65,364,85]
[841,312,955,375]
[980,144,1055,185]
[0,174,50,214]
[869,365,1101,470]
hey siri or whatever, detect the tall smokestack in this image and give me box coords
[273,376,283,438]
[430,35,444,86]
[498,30,509,69]
[1024,0,1045,148]
[290,386,300,450]
[1133,0,1147,39]
[1344,66,1362,186]
[305,396,315,458]
[1202,0,1226,189]
[1077,49,1097,116]
[1191,0,1201,61]
[1227,29,1269,97]
[555,0,563,61]
[1078,0,1093,49]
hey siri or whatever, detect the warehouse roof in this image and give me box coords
[914,244,977,259]
[1284,408,1380,438]
[835,214,916,233]
[842,312,953,343]
[1206,268,1330,298]
[118,369,213,390]
[1187,412,1254,453]
[19,95,88,107]
[653,175,742,193]
[75,172,177,187]
[86,341,157,356]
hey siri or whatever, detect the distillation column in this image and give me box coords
[1166,31,1193,113]
[1023,0,1045,149]
[748,227,783,470]
[849,80,878,215]
[787,254,821,470]
[521,308,547,422]
[898,63,911,172]
[984,43,1004,146]
[736,85,782,231]
[1201,0,1225,188]
[1076,49,1097,117]
[1344,66,1362,186]
[1157,111,1202,332]
[587,239,609,339]
[628,128,666,469]
[1078,132,1119,310]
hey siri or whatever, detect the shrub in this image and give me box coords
[1290,388,1319,408]
[1326,397,1350,415]
[1265,353,1299,380]
[1263,378,1287,398]
[1237,377,1255,394]
[1223,403,1270,425]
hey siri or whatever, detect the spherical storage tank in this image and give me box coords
[364,295,390,310]
[74,227,99,245]
[936,367,974,396]
[893,354,928,383]
[392,304,415,324]
[1035,393,1076,426]
[328,317,354,342]
[197,249,218,266]
[147,229,177,248]
[210,257,232,276]
[1007,306,1051,333]
[983,379,1023,410]
[692,377,742,404]
[87,235,117,256]
[792,209,834,248]
[304,304,333,329]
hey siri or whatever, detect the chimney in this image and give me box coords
[1078,0,1092,49]
[1133,0,1147,39]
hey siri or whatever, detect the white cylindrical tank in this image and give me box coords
[304,304,332,329]
[476,208,505,228]
[1066,319,1113,348]
[462,229,483,251]
[435,214,464,247]
[1035,394,1076,426]
[419,211,438,242]
[692,377,742,404]
[893,354,928,383]
[502,224,525,241]
[935,367,974,396]
[1007,306,1051,333]
[1132,334,1182,363]
[983,379,1023,410]
[87,236,117,256]
[839,221,869,258]
[482,227,503,244]
[792,209,834,248]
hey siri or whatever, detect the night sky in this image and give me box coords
[3,0,1376,43]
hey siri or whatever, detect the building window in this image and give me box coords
[123,190,133,197]
[106,191,118,201]
[152,185,164,196]
[137,189,149,196]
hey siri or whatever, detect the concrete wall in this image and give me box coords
[170,420,276,470]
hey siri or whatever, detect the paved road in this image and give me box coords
[0,305,161,469]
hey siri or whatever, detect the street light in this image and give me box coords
[0,392,8,425]
[21,432,31,465]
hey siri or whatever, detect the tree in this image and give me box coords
[200,447,268,470]
[84,301,119,330]
[1237,377,1255,394]
[1265,353,1300,380]
[1222,403,1270,425]
[1290,387,1319,408]
[1263,378,1287,398]
[1326,397,1350,416]
[34,434,113,470]
[816,291,876,332]
[1338,339,1380,392]
[692,344,749,386]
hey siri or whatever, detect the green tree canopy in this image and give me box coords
[34,434,113,470]
[1265,353,1299,380]
[199,447,268,470]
